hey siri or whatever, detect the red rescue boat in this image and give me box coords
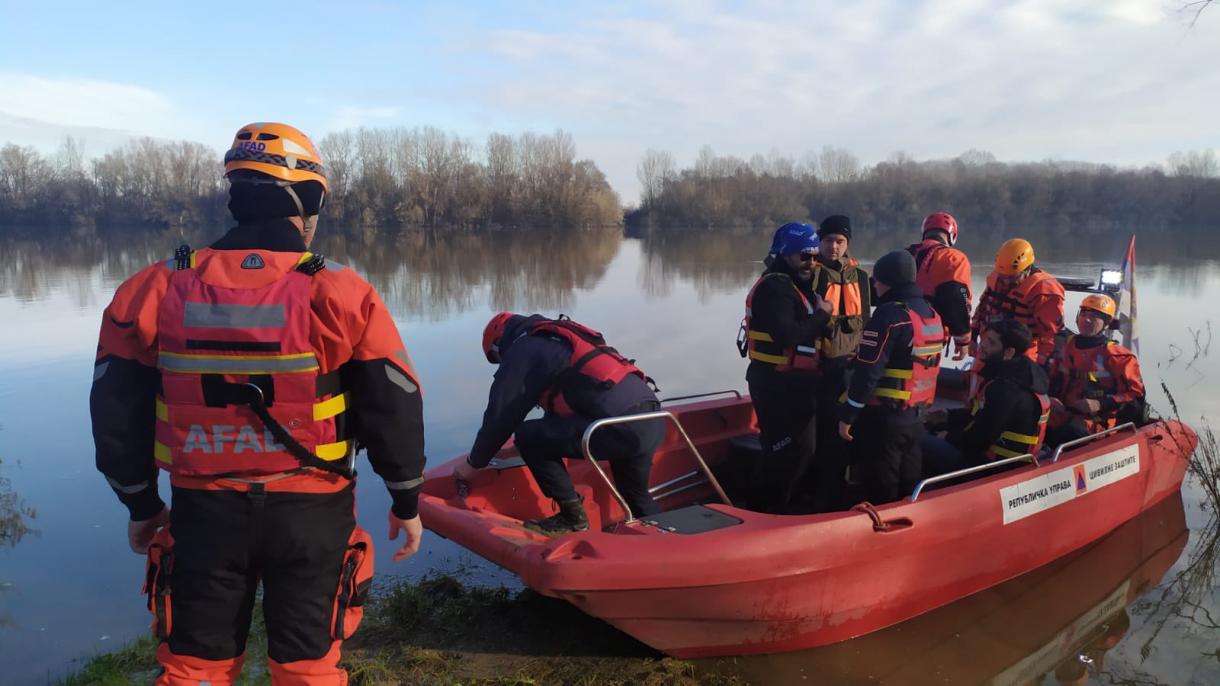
[418,391,1196,658]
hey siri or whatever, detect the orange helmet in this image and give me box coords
[483,311,517,363]
[1080,293,1117,320]
[223,122,328,192]
[994,238,1035,276]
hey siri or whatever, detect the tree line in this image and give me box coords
[628,146,1220,238]
[0,128,622,234]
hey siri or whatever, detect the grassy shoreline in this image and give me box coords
[61,575,744,686]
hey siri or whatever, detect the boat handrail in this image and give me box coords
[659,389,742,404]
[909,453,1039,502]
[582,410,733,523]
[1050,422,1137,463]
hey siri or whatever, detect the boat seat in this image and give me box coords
[640,504,743,534]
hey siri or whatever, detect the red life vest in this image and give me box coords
[531,318,650,417]
[868,303,944,409]
[739,272,821,373]
[153,249,352,477]
[970,379,1051,460]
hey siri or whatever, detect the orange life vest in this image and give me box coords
[818,258,867,359]
[153,249,353,477]
[740,272,820,373]
[530,318,650,416]
[1056,335,1138,430]
[976,268,1063,361]
[868,303,944,409]
[969,379,1051,460]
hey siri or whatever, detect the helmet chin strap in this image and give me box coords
[282,184,321,242]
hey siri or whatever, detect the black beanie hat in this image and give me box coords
[873,250,917,287]
[228,179,325,223]
[818,214,852,241]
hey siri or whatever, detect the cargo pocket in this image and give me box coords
[143,528,175,640]
[332,526,374,640]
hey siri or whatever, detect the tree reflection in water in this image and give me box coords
[0,458,35,549]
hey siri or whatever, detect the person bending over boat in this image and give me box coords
[922,319,1051,476]
[90,122,426,685]
[1046,294,1146,447]
[804,215,873,511]
[907,211,972,361]
[454,313,664,535]
[738,222,832,513]
[972,238,1065,369]
[838,250,944,504]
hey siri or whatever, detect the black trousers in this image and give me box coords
[809,362,850,511]
[514,412,665,517]
[852,408,923,505]
[747,371,817,514]
[166,484,357,664]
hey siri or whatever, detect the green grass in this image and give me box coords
[61,575,746,686]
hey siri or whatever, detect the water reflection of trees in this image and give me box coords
[1,458,35,549]
[317,229,623,321]
[0,229,624,320]
[635,228,768,301]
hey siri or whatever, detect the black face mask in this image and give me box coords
[228,180,324,222]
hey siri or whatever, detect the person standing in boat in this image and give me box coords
[89,122,426,684]
[1046,294,1146,446]
[907,212,972,361]
[454,313,664,535]
[806,215,872,510]
[838,250,943,504]
[971,238,1065,369]
[922,319,1051,475]
[738,222,832,513]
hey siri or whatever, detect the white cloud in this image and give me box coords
[0,72,175,134]
[467,0,1220,201]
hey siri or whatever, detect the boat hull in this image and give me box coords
[419,396,1195,657]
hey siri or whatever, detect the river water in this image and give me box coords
[0,227,1216,684]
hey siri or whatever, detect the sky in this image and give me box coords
[0,0,1218,203]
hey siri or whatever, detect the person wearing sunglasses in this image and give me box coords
[738,222,832,513]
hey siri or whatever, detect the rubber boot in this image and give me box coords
[524,496,590,536]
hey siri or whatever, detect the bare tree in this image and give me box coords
[1167,149,1219,177]
[637,148,675,208]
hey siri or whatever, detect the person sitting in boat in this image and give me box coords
[1046,294,1146,446]
[453,313,664,535]
[738,222,831,513]
[838,250,943,504]
[971,238,1065,369]
[907,211,972,361]
[922,319,1051,475]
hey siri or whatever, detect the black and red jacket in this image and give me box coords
[467,315,657,468]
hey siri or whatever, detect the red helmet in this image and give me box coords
[482,311,517,363]
[922,212,958,246]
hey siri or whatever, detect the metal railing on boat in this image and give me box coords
[907,422,1141,501]
[582,410,732,524]
[1050,422,1137,463]
[908,452,1039,502]
[659,389,742,404]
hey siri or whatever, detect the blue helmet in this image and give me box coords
[769,222,819,256]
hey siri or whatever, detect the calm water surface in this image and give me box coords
[0,228,1216,684]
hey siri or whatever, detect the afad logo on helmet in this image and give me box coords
[235,140,268,153]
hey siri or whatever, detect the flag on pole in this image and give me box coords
[1118,234,1138,354]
